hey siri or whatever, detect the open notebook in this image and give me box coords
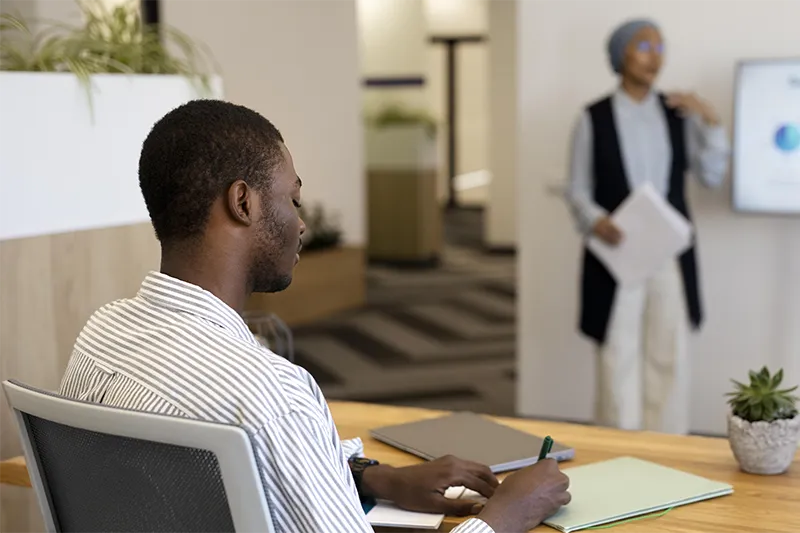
[543,457,734,532]
[363,485,496,529]
[364,501,443,529]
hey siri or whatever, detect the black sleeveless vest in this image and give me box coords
[579,94,703,344]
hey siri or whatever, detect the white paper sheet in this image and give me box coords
[366,501,444,529]
[587,184,693,288]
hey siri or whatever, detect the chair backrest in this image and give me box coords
[2,380,274,533]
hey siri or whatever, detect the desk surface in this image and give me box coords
[2,401,799,532]
[0,455,29,487]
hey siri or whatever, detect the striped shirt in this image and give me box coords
[59,272,493,533]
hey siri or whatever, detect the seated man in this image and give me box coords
[59,100,570,533]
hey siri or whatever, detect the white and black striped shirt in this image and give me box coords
[59,272,492,533]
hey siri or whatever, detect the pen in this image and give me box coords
[538,435,553,462]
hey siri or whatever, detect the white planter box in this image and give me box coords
[0,72,224,241]
[365,124,437,172]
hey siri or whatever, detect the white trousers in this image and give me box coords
[595,262,690,434]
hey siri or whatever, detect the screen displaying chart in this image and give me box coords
[732,59,800,214]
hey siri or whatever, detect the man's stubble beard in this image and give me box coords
[249,206,293,294]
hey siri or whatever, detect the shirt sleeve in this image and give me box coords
[685,113,730,188]
[564,110,607,235]
[452,518,496,532]
[252,413,374,533]
[262,367,496,533]
[341,437,364,460]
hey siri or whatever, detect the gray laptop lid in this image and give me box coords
[370,412,575,473]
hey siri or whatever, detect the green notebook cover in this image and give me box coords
[544,456,734,533]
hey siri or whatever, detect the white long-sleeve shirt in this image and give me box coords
[59,272,493,533]
[565,88,730,235]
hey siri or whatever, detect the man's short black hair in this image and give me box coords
[138,99,284,244]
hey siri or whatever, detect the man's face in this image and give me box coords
[249,143,306,293]
[622,26,664,87]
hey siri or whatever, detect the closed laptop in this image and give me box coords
[370,412,575,473]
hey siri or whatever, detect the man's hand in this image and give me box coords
[478,458,571,533]
[360,455,498,516]
[665,92,720,126]
[592,216,623,246]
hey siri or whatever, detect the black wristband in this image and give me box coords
[349,457,380,501]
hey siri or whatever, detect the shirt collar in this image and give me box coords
[138,271,258,345]
[614,86,659,109]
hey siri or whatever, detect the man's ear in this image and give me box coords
[226,180,254,226]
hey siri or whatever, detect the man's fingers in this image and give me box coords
[465,462,499,489]
[460,473,496,498]
[440,460,497,497]
[435,495,484,517]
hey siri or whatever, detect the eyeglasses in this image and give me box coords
[636,41,664,54]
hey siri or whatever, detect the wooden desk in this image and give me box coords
[2,402,799,532]
[335,403,799,532]
[0,455,29,488]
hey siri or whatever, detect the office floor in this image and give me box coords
[292,208,518,416]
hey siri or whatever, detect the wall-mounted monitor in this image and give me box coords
[732,58,800,214]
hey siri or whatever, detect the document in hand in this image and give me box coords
[587,183,693,287]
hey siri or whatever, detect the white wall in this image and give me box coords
[0,0,81,29]
[7,0,155,20]
[516,0,800,435]
[359,0,426,77]
[356,0,490,205]
[485,0,517,248]
[358,0,429,113]
[425,0,485,34]
[426,0,489,205]
[163,0,365,246]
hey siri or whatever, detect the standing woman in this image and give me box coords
[565,19,730,434]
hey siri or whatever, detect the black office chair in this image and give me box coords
[2,379,275,533]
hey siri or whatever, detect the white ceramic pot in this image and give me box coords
[727,414,800,475]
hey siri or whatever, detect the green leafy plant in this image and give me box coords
[299,203,342,252]
[0,0,216,100]
[367,102,438,138]
[726,367,799,423]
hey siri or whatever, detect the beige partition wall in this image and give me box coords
[0,223,160,532]
[368,169,442,262]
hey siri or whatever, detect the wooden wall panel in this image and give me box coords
[245,246,366,326]
[0,222,160,532]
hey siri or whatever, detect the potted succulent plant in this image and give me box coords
[726,366,799,475]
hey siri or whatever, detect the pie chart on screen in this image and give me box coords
[775,123,800,152]
[733,59,800,213]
